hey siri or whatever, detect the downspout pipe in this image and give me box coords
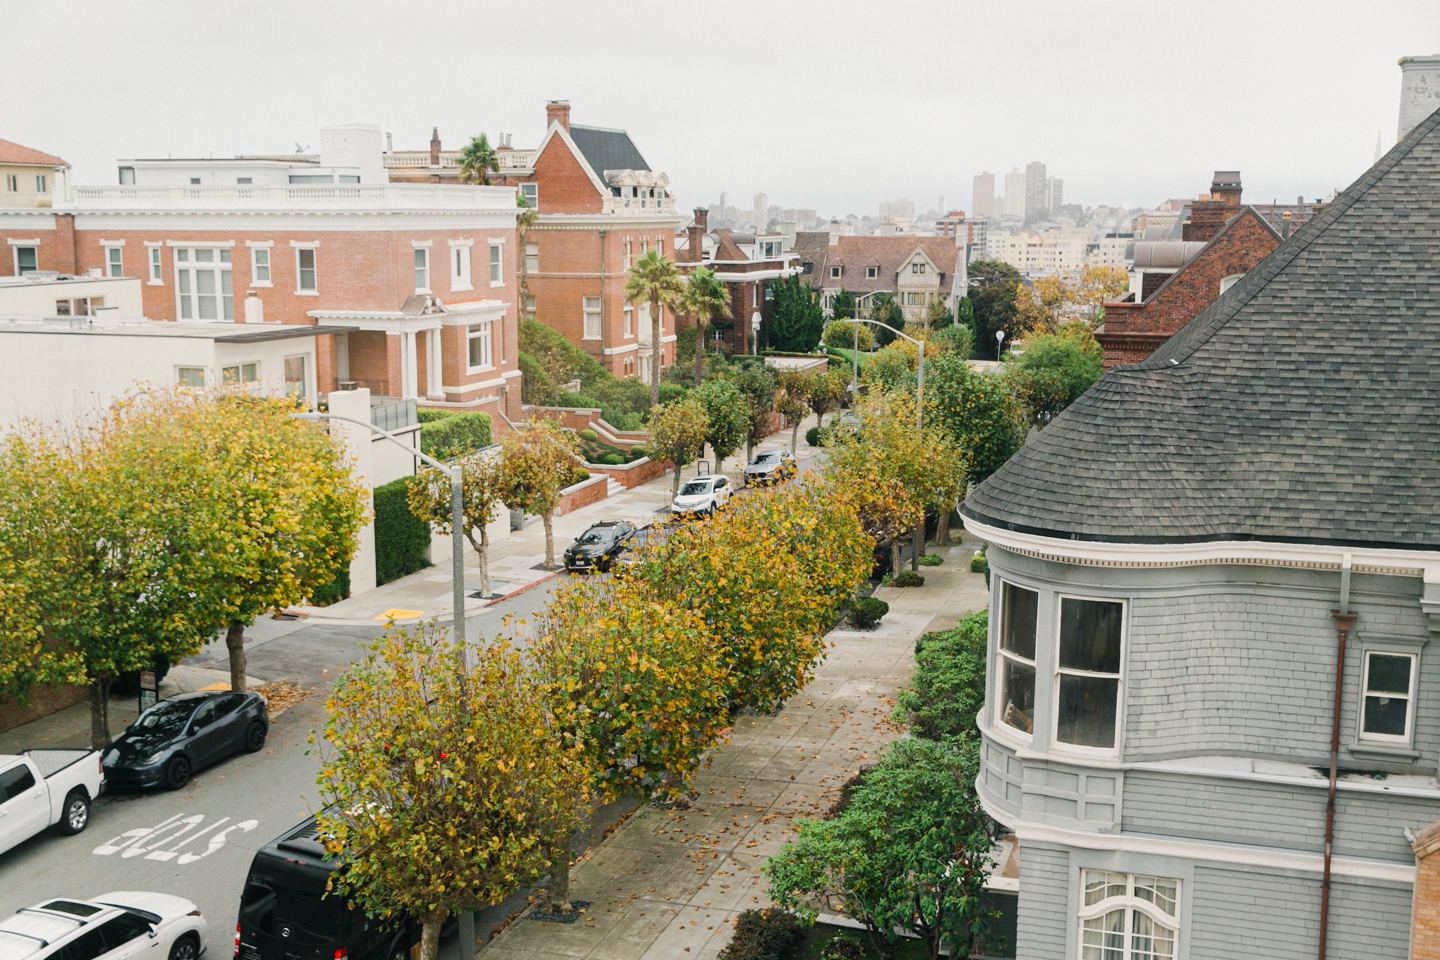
[1319,553,1355,960]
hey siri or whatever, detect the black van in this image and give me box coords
[235,816,436,960]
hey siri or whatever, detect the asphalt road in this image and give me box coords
[0,579,563,960]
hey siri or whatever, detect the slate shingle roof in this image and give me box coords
[568,125,649,176]
[962,106,1440,550]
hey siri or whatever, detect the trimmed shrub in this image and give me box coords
[822,320,874,351]
[894,612,988,742]
[658,383,687,405]
[419,412,492,459]
[630,445,648,459]
[805,426,823,447]
[416,409,452,424]
[579,428,599,442]
[970,553,989,574]
[308,560,350,606]
[717,909,804,960]
[374,478,432,585]
[919,553,944,567]
[601,453,624,465]
[891,570,925,587]
[818,936,866,960]
[851,596,889,628]
[572,468,590,483]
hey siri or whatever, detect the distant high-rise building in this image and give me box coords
[1046,177,1063,212]
[972,172,996,219]
[718,190,728,216]
[1024,161,1048,218]
[752,193,768,230]
[878,197,915,224]
[1004,168,1025,217]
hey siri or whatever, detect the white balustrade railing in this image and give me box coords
[69,183,518,212]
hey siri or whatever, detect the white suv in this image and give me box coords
[0,893,206,960]
[671,474,733,517]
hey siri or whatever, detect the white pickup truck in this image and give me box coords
[0,749,104,856]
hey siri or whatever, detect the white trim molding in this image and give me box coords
[165,239,235,247]
[602,343,640,356]
[288,239,320,248]
[97,238,126,247]
[244,239,274,248]
[6,238,41,246]
[411,239,433,248]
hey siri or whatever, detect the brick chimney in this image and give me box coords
[429,127,440,166]
[1184,171,1243,243]
[687,208,708,263]
[546,100,571,132]
[1412,820,1440,959]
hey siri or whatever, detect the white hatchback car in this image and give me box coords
[0,892,206,960]
[671,474,733,517]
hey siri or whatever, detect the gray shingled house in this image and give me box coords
[961,108,1440,958]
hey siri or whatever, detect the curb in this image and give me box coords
[485,570,560,605]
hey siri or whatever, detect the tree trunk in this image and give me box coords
[542,512,555,570]
[465,523,491,597]
[419,914,444,960]
[790,420,800,452]
[226,622,247,692]
[89,677,112,750]
[650,295,663,407]
[890,540,903,580]
[545,839,573,915]
[936,505,952,548]
[694,322,706,387]
[672,460,683,499]
[744,438,754,464]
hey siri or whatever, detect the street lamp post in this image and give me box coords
[995,329,1006,359]
[291,413,468,652]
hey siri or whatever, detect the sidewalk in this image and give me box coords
[481,536,989,960]
[290,420,822,626]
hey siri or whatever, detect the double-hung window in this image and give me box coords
[296,247,317,293]
[174,247,234,320]
[148,245,163,283]
[525,243,538,274]
[1360,651,1417,742]
[519,183,538,210]
[36,174,47,193]
[623,240,632,270]
[4,174,16,192]
[623,305,633,339]
[250,246,271,286]
[997,582,1038,734]
[489,243,503,285]
[467,322,493,370]
[1056,596,1124,750]
[1079,872,1179,960]
[414,248,430,293]
[14,246,37,275]
[105,245,123,277]
[582,296,602,340]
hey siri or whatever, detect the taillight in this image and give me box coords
[233,924,241,958]
[335,950,349,960]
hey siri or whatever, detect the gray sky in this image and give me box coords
[6,0,1437,218]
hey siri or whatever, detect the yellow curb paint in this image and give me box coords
[374,609,424,621]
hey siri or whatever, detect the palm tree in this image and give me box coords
[457,134,499,185]
[624,249,684,405]
[679,268,731,387]
[516,194,537,316]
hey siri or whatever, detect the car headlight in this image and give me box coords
[143,750,166,765]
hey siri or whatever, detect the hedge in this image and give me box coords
[718,909,804,960]
[420,411,492,459]
[374,478,432,585]
[309,560,351,606]
[851,596,888,628]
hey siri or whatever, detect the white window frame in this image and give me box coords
[623,304,633,339]
[283,355,308,399]
[623,239,632,270]
[1220,273,1245,295]
[173,246,235,321]
[413,243,431,294]
[1078,871,1180,960]
[450,239,473,292]
[221,361,260,390]
[176,366,206,388]
[1052,593,1126,757]
[830,265,841,279]
[1358,649,1418,744]
[524,242,538,275]
[657,238,664,257]
[293,243,319,295]
[867,266,878,279]
[466,321,494,372]
[995,579,1038,739]
[36,174,47,193]
[145,243,164,285]
[489,242,503,286]
[101,241,124,278]
[519,182,538,210]
[4,174,15,192]
[246,241,273,288]
[12,244,38,275]
[582,296,602,341]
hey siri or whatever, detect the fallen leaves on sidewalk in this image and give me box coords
[253,680,312,721]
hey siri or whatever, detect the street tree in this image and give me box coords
[735,362,779,462]
[624,249,685,404]
[765,737,999,960]
[966,259,1022,358]
[497,418,586,570]
[456,134,499,185]
[924,352,1027,488]
[693,377,748,473]
[807,368,848,428]
[679,267,732,387]
[646,398,709,498]
[316,623,589,960]
[774,369,812,452]
[408,450,505,597]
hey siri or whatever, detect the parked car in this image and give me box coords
[237,816,448,960]
[611,523,659,575]
[563,519,637,573]
[0,892,206,960]
[671,474,733,517]
[743,449,798,486]
[102,690,268,791]
[0,750,104,856]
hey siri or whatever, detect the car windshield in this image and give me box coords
[133,699,197,735]
[679,480,713,496]
[577,528,613,545]
[753,453,777,463]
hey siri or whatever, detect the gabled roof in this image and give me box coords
[568,124,650,176]
[963,105,1440,550]
[795,234,961,294]
[0,138,67,167]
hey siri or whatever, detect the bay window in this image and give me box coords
[998,582,1038,735]
[1080,871,1179,960]
[1056,596,1124,750]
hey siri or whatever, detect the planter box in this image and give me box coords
[585,456,668,490]
[554,474,609,517]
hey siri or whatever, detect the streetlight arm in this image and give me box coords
[290,411,452,473]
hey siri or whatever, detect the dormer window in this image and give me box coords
[830,265,842,279]
[867,266,878,279]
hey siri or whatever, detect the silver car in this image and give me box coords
[671,474,732,517]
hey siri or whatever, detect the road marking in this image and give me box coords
[93,812,258,864]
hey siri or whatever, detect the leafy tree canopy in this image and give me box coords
[923,353,1026,488]
[765,275,825,353]
[966,259,1022,359]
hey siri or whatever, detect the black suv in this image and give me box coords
[564,520,636,573]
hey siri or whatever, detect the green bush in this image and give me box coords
[822,320,873,351]
[579,428,599,442]
[893,612,988,743]
[518,351,559,405]
[658,383,688,405]
[419,412,491,459]
[308,560,351,606]
[805,426,823,447]
[416,409,452,424]
[919,554,944,567]
[931,323,974,357]
[374,478,432,585]
[817,936,866,960]
[890,570,925,587]
[573,468,590,483]
[630,445,648,459]
[717,909,804,960]
[601,453,624,465]
[970,553,989,574]
[850,596,889,628]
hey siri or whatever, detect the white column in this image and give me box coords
[326,388,377,595]
[403,330,419,399]
[427,327,443,398]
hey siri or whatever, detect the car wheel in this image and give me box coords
[163,755,191,791]
[244,720,267,753]
[168,934,200,960]
[56,789,89,835]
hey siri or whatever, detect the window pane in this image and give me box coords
[1367,654,1412,694]
[490,245,501,282]
[17,247,37,273]
[197,270,217,319]
[1057,674,1119,748]
[254,248,269,282]
[298,249,316,290]
[1083,871,1128,906]
[1059,598,1123,673]
[196,248,213,263]
[1364,695,1409,736]
[177,249,189,262]
[222,270,233,320]
[284,357,306,397]
[220,249,231,263]
[1131,911,1176,960]
[1001,658,1035,734]
[177,367,205,387]
[1133,877,1177,916]
[1081,910,1125,960]
[1001,583,1038,659]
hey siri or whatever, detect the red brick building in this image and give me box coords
[1097,173,1283,369]
[0,126,523,422]
[676,208,801,354]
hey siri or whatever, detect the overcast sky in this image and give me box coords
[6,0,1437,218]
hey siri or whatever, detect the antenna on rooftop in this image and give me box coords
[295,142,310,155]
